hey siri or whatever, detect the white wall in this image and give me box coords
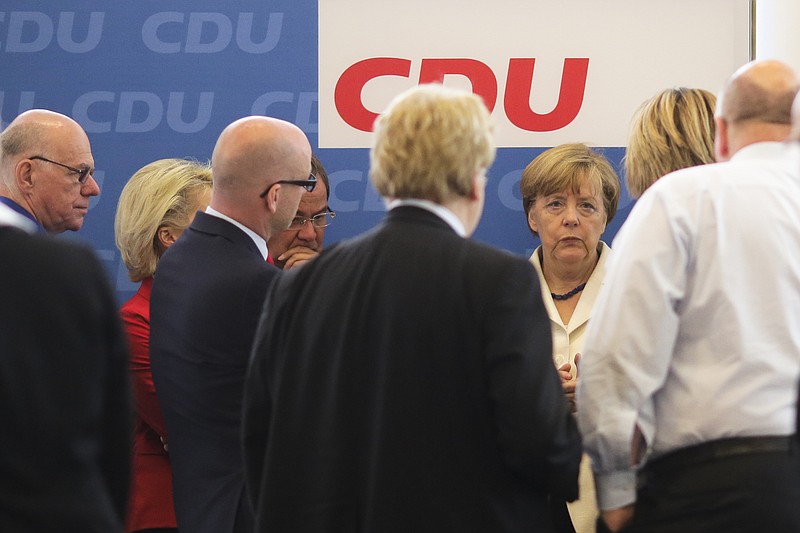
[755,0,800,74]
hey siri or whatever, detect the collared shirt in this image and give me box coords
[386,198,467,237]
[0,201,36,233]
[205,206,268,261]
[0,196,41,232]
[531,241,611,533]
[530,241,612,375]
[577,141,800,510]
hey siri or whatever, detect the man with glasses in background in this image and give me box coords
[150,115,312,533]
[0,109,100,233]
[267,154,335,270]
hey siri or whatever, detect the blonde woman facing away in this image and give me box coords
[625,87,716,198]
[114,159,212,533]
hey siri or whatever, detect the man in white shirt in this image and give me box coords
[577,59,800,532]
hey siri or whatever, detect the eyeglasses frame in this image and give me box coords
[259,173,317,198]
[29,155,93,185]
[288,209,337,230]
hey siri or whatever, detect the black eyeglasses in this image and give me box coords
[29,156,93,185]
[288,209,336,229]
[259,173,317,198]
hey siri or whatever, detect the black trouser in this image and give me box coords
[625,436,800,533]
[548,495,576,533]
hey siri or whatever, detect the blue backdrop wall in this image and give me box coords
[1,2,633,304]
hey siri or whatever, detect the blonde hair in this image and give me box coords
[115,159,212,281]
[370,84,496,203]
[625,88,716,198]
[520,143,620,236]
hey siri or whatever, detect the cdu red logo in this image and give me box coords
[334,57,590,132]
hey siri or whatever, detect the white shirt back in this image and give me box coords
[578,141,800,509]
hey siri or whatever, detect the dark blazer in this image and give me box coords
[150,211,278,533]
[119,277,177,531]
[243,206,582,533]
[0,227,131,532]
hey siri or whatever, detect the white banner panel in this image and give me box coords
[319,0,751,148]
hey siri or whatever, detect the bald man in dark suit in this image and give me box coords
[150,115,313,533]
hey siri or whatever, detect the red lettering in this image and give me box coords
[504,58,589,132]
[334,57,590,133]
[419,58,497,112]
[334,57,411,132]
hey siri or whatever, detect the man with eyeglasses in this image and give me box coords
[267,154,335,270]
[0,109,99,233]
[150,115,312,533]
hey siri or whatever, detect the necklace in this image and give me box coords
[551,283,586,301]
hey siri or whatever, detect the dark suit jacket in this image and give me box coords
[119,276,177,531]
[0,227,131,532]
[243,206,582,533]
[150,211,278,533]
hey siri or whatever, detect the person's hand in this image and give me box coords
[557,353,581,413]
[600,505,634,532]
[279,246,320,270]
[160,435,169,453]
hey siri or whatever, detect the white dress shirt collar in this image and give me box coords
[386,198,467,237]
[0,202,36,233]
[730,140,794,162]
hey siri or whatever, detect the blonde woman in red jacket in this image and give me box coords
[115,159,212,533]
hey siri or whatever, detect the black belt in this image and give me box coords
[637,435,794,489]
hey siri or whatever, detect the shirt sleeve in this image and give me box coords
[576,188,690,510]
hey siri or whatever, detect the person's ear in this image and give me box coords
[157,226,179,250]
[470,169,487,201]
[15,159,34,193]
[714,116,729,162]
[527,205,538,233]
[262,183,280,214]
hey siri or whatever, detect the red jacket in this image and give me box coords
[120,277,177,531]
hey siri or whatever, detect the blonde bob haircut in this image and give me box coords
[115,158,212,282]
[520,143,620,237]
[625,87,716,198]
[370,84,496,203]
